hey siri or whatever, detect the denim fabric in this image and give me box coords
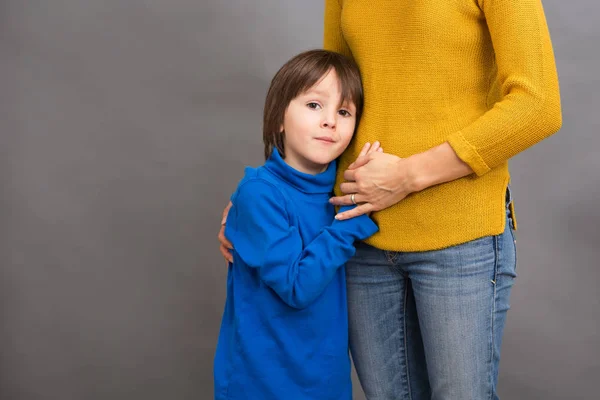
[346,191,517,400]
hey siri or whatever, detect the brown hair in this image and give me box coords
[262,49,363,160]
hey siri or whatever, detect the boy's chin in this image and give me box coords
[310,151,343,166]
[309,157,337,169]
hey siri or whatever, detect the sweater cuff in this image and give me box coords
[332,206,379,240]
[447,131,491,176]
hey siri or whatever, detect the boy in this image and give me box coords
[214,50,378,400]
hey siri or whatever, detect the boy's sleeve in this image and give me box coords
[446,0,562,176]
[323,0,353,58]
[226,179,377,309]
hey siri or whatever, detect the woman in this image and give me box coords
[219,0,562,398]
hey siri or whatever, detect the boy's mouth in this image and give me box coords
[314,136,336,144]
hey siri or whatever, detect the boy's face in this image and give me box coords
[280,69,357,175]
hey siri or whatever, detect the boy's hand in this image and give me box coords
[218,202,233,263]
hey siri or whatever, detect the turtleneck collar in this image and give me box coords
[264,148,337,194]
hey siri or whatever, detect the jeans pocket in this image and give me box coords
[497,216,517,278]
[508,219,517,272]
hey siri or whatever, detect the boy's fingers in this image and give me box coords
[218,201,234,263]
[220,245,233,263]
[218,226,233,249]
[221,202,232,225]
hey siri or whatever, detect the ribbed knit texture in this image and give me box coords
[324,0,562,251]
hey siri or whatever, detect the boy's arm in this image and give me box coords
[226,179,377,309]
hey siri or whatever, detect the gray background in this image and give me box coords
[0,1,598,399]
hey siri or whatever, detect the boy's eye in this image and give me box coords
[306,102,321,109]
[338,109,352,117]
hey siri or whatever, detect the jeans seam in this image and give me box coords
[488,234,500,400]
[509,224,518,272]
[402,278,413,400]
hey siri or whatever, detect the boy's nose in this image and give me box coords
[321,115,336,129]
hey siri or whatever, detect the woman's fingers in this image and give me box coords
[335,202,374,220]
[339,182,359,194]
[357,142,371,158]
[329,193,362,206]
[367,141,380,154]
[343,167,358,182]
[349,142,381,169]
[348,153,373,170]
[356,141,381,161]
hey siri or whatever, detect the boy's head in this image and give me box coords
[263,50,363,174]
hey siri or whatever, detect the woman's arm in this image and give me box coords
[446,0,562,175]
[332,0,562,219]
[331,143,473,219]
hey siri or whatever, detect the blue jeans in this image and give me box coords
[346,194,517,400]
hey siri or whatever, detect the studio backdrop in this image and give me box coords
[1,1,598,399]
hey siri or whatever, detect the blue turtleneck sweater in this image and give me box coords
[214,149,378,400]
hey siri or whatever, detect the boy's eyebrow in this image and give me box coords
[303,88,329,97]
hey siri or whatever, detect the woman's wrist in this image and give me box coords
[404,142,474,193]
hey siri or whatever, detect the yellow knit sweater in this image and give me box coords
[324,0,562,251]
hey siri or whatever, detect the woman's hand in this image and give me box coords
[330,151,416,220]
[330,142,474,220]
